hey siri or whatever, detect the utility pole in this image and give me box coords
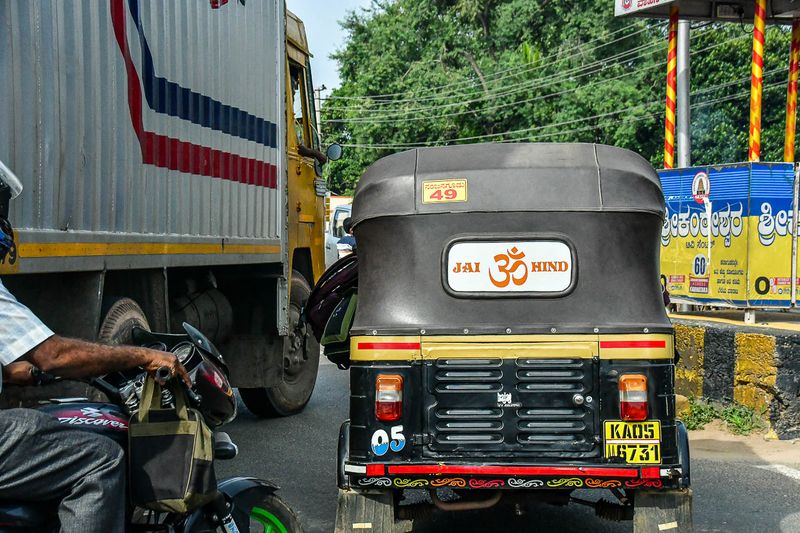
[314,84,326,142]
[676,20,691,167]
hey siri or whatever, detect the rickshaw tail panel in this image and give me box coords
[350,334,674,361]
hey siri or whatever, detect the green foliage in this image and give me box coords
[682,397,720,430]
[321,1,795,194]
[681,397,765,434]
[720,403,766,435]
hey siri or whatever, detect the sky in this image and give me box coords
[286,0,373,97]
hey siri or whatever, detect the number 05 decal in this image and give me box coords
[370,425,406,456]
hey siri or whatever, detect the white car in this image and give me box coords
[325,204,352,267]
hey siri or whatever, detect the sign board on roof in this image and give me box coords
[614,0,675,17]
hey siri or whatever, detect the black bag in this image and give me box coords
[128,377,216,512]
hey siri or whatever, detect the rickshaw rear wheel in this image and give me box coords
[240,270,320,417]
[633,489,693,533]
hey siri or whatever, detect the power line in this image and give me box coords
[323,39,667,120]
[323,33,751,126]
[322,22,664,104]
[323,32,749,121]
[340,74,786,150]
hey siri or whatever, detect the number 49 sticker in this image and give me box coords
[422,179,468,204]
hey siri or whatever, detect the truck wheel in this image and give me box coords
[97,297,150,345]
[633,489,693,533]
[334,489,396,533]
[240,271,320,417]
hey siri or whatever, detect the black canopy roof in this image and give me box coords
[349,143,671,335]
[352,143,665,226]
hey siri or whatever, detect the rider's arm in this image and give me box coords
[24,335,190,385]
[1,360,35,386]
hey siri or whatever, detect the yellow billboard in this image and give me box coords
[659,163,796,308]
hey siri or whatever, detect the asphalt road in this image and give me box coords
[218,362,800,533]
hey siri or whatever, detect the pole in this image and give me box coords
[664,6,678,169]
[785,20,800,162]
[749,0,767,162]
[314,85,326,142]
[676,20,691,168]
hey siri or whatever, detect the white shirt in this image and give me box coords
[0,279,54,393]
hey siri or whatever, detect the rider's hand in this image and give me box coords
[142,350,192,387]
[2,361,36,386]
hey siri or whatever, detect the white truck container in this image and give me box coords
[0,0,333,416]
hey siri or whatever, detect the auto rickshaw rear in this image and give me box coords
[327,143,692,532]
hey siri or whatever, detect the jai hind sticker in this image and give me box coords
[448,240,573,293]
[422,179,468,204]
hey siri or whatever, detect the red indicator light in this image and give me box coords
[375,374,403,421]
[619,374,648,421]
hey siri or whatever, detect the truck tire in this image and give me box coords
[98,297,150,345]
[240,271,320,417]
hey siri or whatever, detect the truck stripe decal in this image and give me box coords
[110,0,277,188]
[127,0,278,149]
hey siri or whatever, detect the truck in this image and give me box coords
[0,0,339,416]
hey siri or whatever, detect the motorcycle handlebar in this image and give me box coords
[155,366,172,382]
[155,366,203,407]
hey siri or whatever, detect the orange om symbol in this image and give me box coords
[489,247,528,288]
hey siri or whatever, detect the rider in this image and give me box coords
[0,160,190,532]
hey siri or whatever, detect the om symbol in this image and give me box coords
[489,247,528,288]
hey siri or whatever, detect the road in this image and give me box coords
[218,361,800,533]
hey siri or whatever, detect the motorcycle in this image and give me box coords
[0,323,302,533]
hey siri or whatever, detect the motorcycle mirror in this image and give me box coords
[0,159,23,199]
[182,322,227,370]
[326,143,343,162]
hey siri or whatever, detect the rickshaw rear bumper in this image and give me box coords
[341,461,687,491]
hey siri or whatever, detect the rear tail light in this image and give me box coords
[619,374,648,421]
[375,374,403,421]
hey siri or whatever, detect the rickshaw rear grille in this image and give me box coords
[425,357,599,457]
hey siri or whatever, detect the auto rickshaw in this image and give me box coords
[308,143,692,532]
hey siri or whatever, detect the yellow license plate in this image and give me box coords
[603,421,661,464]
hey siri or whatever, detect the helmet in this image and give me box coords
[0,160,22,264]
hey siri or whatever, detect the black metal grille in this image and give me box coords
[425,357,599,458]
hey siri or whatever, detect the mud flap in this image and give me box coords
[334,489,395,533]
[633,489,693,533]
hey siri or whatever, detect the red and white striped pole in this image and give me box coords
[663,6,678,169]
[749,0,767,162]
[784,19,800,162]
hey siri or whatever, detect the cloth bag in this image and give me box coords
[128,376,216,512]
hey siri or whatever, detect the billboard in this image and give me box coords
[614,0,675,17]
[659,162,797,308]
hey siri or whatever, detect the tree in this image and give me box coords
[322,1,793,194]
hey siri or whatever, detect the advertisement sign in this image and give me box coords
[614,0,675,17]
[659,162,796,308]
[447,241,573,294]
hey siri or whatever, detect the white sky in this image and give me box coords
[286,0,373,97]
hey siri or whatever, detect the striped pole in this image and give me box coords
[785,19,800,162]
[664,6,678,169]
[749,0,767,162]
